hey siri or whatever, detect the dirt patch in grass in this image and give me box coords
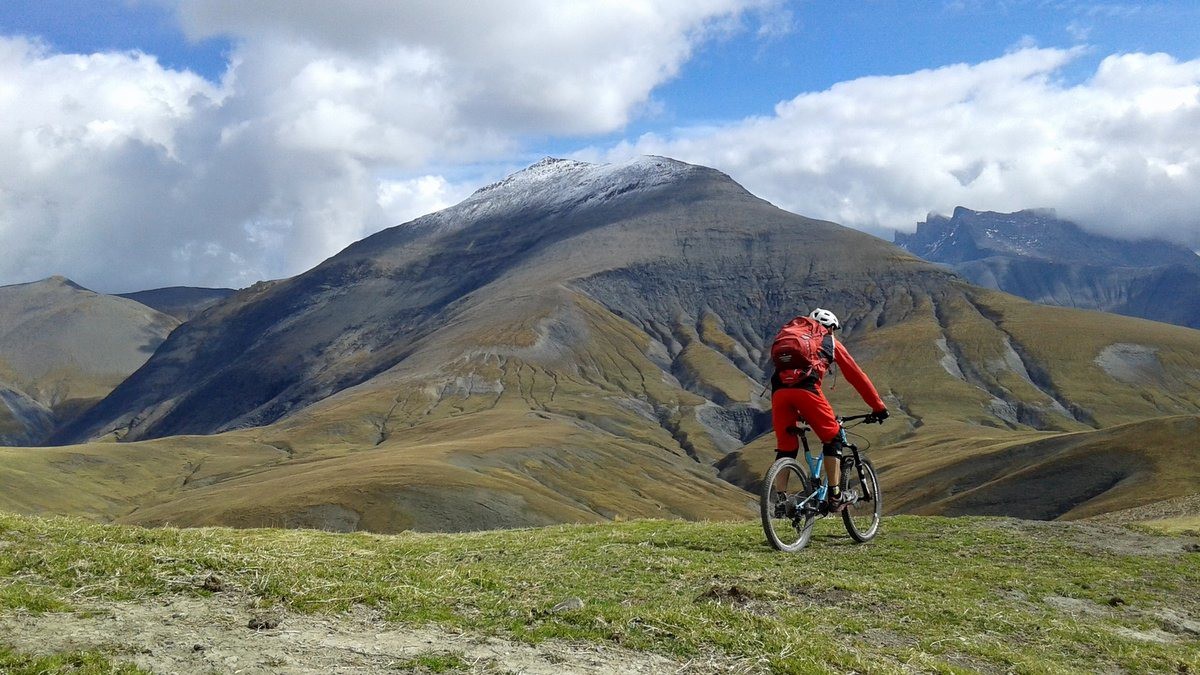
[1156,609,1200,638]
[789,585,855,607]
[693,583,783,621]
[1044,594,1109,618]
[1039,594,1200,647]
[696,584,754,606]
[1094,343,1165,384]
[1113,626,1179,644]
[980,518,1200,556]
[0,594,744,674]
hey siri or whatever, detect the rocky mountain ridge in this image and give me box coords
[896,207,1200,328]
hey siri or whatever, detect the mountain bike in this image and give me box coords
[760,413,883,552]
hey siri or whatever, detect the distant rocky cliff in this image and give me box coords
[896,207,1200,328]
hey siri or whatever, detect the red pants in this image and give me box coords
[771,387,841,451]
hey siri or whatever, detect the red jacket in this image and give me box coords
[830,338,886,411]
[772,329,885,412]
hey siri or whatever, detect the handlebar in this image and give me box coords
[787,412,885,435]
[841,412,887,425]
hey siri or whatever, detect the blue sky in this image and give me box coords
[655,2,1199,125]
[0,0,231,77]
[1,1,1198,291]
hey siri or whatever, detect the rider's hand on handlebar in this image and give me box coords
[865,408,889,424]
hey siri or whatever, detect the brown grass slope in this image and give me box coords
[3,157,1199,530]
[2,288,761,530]
[890,414,1200,520]
[6,284,1199,532]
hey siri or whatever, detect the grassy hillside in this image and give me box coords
[1,514,1196,673]
[890,415,1200,520]
[2,286,1199,532]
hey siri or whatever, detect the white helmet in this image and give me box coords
[808,308,840,330]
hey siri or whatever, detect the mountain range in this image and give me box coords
[2,157,1199,532]
[896,207,1200,329]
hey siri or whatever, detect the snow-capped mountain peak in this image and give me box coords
[416,156,702,235]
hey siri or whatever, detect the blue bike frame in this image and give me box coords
[805,445,827,501]
[800,427,850,504]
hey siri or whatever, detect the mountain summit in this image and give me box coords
[456,156,712,220]
[53,156,763,444]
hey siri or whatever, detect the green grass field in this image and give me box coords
[1,513,1197,673]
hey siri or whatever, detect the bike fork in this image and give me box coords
[844,447,873,502]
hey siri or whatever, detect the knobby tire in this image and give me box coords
[760,458,816,552]
[841,456,881,542]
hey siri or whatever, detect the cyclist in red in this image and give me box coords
[771,308,888,511]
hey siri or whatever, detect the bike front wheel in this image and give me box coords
[842,456,882,542]
[761,458,816,552]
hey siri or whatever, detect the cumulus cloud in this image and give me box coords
[0,1,771,291]
[604,47,1200,249]
[0,38,224,288]
[176,0,762,137]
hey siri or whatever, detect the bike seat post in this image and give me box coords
[798,427,812,455]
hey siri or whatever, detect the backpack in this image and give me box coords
[770,316,834,386]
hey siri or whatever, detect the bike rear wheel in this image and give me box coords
[841,456,881,542]
[761,458,816,552]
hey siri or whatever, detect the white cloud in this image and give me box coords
[0,1,773,291]
[603,47,1200,248]
[177,0,769,138]
[0,38,227,289]
[377,175,470,225]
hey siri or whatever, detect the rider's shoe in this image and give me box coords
[772,492,789,518]
[828,487,859,513]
